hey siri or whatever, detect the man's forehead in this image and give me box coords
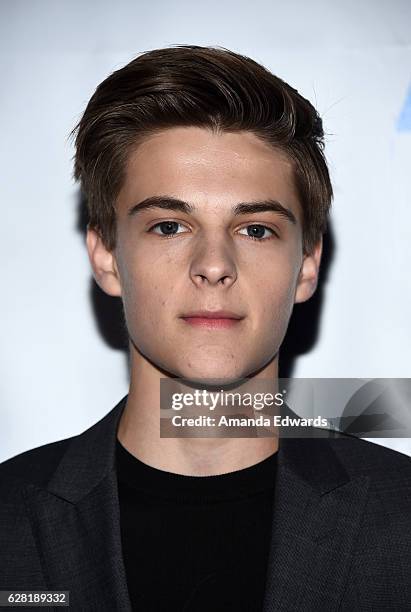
[126,126,293,169]
[117,126,302,222]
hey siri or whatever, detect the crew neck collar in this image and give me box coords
[115,438,278,502]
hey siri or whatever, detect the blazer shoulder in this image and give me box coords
[328,432,411,479]
[0,436,74,494]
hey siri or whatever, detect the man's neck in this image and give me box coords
[117,348,280,476]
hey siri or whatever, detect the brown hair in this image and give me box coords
[72,45,333,254]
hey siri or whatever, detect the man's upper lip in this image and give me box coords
[181,310,244,320]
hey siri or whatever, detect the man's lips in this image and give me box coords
[181,310,243,319]
[180,310,245,329]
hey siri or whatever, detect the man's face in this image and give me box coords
[88,127,321,383]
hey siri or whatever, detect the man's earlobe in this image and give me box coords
[86,227,122,297]
[294,238,323,304]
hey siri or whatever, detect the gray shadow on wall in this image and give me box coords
[76,189,336,378]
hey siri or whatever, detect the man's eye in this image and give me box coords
[238,224,276,240]
[148,221,188,237]
[147,222,277,240]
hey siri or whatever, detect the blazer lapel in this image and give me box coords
[23,395,131,612]
[263,434,371,611]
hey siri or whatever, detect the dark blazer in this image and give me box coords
[1,394,410,611]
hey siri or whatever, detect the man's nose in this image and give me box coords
[189,237,237,288]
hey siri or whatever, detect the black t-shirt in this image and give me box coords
[116,439,278,612]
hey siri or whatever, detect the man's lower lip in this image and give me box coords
[181,317,243,329]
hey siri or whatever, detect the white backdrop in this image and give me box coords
[1,0,410,461]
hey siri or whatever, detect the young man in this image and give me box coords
[1,45,410,611]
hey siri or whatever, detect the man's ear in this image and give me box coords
[86,227,122,297]
[294,237,323,304]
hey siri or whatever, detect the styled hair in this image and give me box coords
[72,45,333,254]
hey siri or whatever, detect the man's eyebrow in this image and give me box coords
[127,196,297,224]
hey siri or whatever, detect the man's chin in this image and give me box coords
[173,367,248,389]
